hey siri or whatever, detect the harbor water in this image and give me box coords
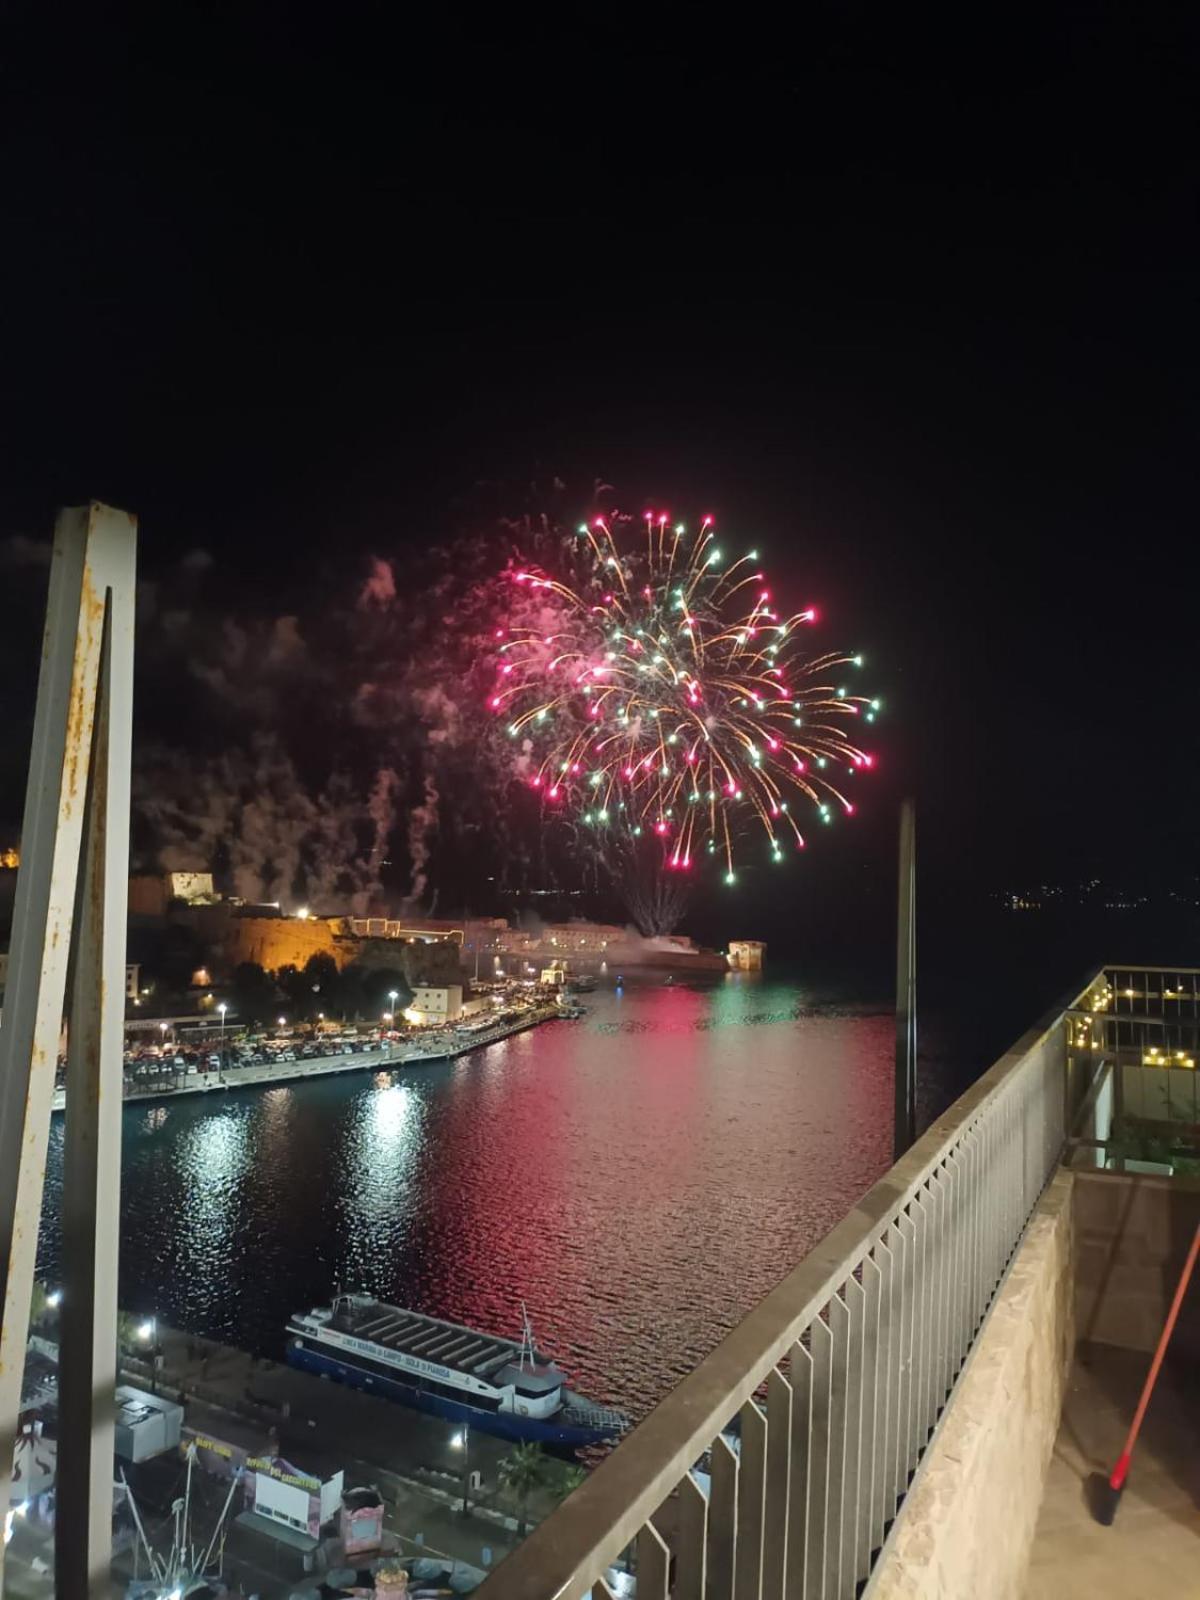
[37,971,960,1422]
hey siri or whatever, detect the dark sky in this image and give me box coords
[0,10,1195,911]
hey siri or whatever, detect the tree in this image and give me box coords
[116,1311,144,1352]
[551,1462,587,1501]
[148,923,207,994]
[498,1442,550,1537]
[230,961,277,1026]
[363,967,411,1021]
[274,963,309,1015]
[303,952,339,1000]
[332,963,368,1021]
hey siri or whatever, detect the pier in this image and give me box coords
[49,1002,572,1113]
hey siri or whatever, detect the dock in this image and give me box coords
[50,1002,572,1113]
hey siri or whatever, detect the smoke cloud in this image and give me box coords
[405,775,439,907]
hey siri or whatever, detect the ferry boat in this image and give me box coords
[286,1295,628,1447]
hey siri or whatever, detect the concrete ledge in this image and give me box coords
[868,1170,1075,1600]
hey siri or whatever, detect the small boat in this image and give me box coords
[286,1295,627,1447]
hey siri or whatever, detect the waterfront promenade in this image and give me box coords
[50,1002,570,1112]
[117,1323,570,1572]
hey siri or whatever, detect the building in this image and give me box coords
[128,871,217,916]
[223,912,355,973]
[404,983,463,1024]
[345,916,474,944]
[113,1385,183,1464]
[728,940,766,970]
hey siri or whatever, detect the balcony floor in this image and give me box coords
[1024,1341,1199,1598]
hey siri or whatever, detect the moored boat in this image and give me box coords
[286,1295,627,1447]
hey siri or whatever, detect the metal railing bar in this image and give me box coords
[861,1152,1065,1596]
[826,1296,851,1599]
[859,1252,882,1579]
[840,1274,867,1592]
[636,1521,670,1600]
[806,1314,834,1600]
[762,1367,792,1600]
[708,1433,739,1600]
[735,1397,768,1600]
[674,1471,707,1600]
[787,1338,813,1597]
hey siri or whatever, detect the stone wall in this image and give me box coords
[223,915,352,972]
[1073,1168,1200,1362]
[868,1171,1074,1600]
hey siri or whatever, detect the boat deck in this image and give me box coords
[328,1302,533,1381]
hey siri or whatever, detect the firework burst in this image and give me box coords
[490,512,880,881]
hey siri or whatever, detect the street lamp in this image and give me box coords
[452,1423,472,1514]
[217,1002,227,1057]
[139,1316,159,1394]
[278,1015,286,1030]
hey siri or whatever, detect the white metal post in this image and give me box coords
[0,503,136,1597]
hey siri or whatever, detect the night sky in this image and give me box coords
[1,13,1195,956]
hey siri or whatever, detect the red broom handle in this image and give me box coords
[1109,1219,1200,1491]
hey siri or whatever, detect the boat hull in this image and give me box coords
[286,1340,619,1447]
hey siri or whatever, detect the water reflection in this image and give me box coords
[170,1110,252,1302]
[338,1079,423,1291]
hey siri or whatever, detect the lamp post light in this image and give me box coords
[138,1316,159,1393]
[452,1423,473,1514]
[217,1002,227,1062]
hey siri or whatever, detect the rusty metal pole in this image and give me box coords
[0,504,136,1597]
[894,799,917,1158]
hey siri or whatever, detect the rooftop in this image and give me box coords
[1025,1342,1199,1598]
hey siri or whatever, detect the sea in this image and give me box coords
[36,964,1040,1422]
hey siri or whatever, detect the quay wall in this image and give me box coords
[52,1006,567,1113]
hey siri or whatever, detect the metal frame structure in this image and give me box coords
[0,504,136,1597]
[893,800,917,1159]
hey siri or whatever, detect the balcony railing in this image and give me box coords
[477,975,1091,1600]
[1068,965,1200,1162]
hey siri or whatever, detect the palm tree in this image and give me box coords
[552,1462,587,1501]
[498,1441,549,1536]
[116,1310,143,1352]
